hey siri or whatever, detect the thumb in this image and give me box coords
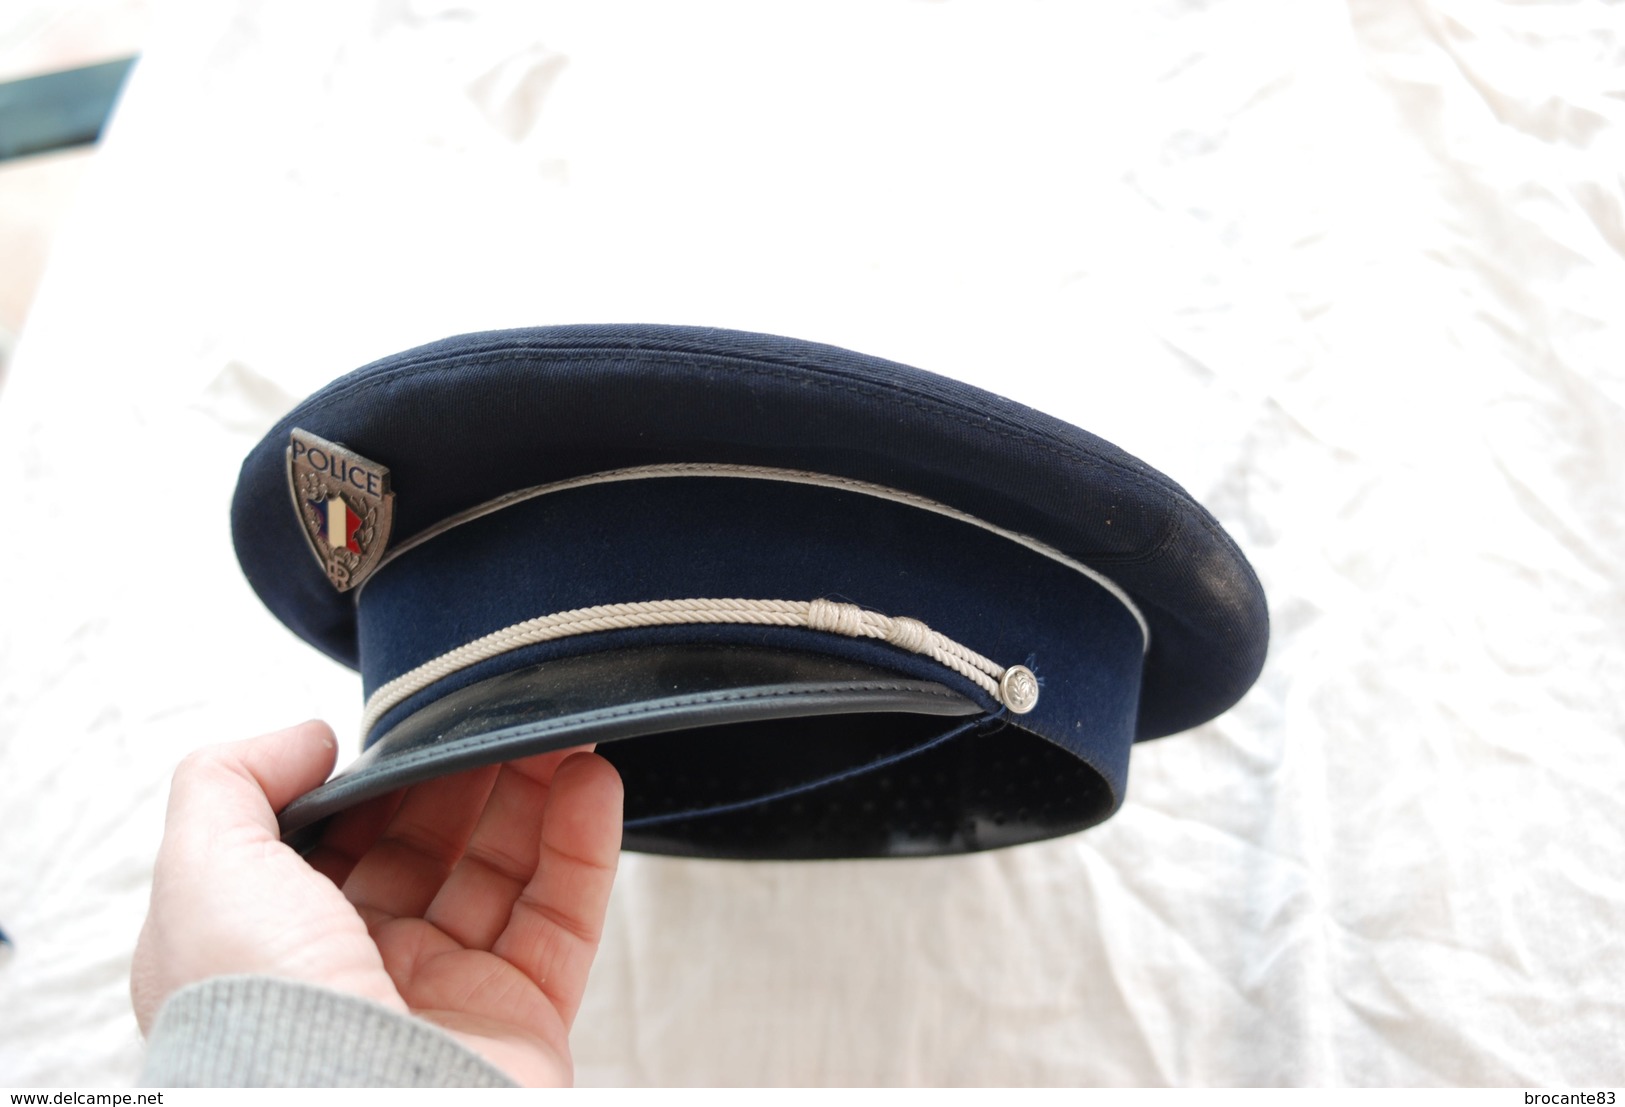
[166,721,340,839]
[135,722,345,1032]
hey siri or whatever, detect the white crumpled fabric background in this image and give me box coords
[1,0,1621,1087]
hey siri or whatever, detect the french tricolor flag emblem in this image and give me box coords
[316,497,363,553]
[288,428,394,593]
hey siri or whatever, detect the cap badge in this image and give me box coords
[287,429,394,592]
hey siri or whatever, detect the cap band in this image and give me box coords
[361,463,1152,650]
[354,471,1144,779]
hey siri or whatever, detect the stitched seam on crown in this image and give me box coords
[368,681,982,769]
[1095,494,1188,571]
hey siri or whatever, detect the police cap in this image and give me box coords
[231,325,1267,859]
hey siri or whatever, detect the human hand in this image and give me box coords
[131,721,623,1087]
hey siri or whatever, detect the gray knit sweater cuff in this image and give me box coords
[139,975,518,1088]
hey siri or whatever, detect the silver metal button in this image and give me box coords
[999,665,1040,714]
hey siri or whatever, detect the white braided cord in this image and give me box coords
[359,597,1012,740]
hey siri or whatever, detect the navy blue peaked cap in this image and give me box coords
[232,325,1267,859]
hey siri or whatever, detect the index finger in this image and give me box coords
[491,751,623,1029]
